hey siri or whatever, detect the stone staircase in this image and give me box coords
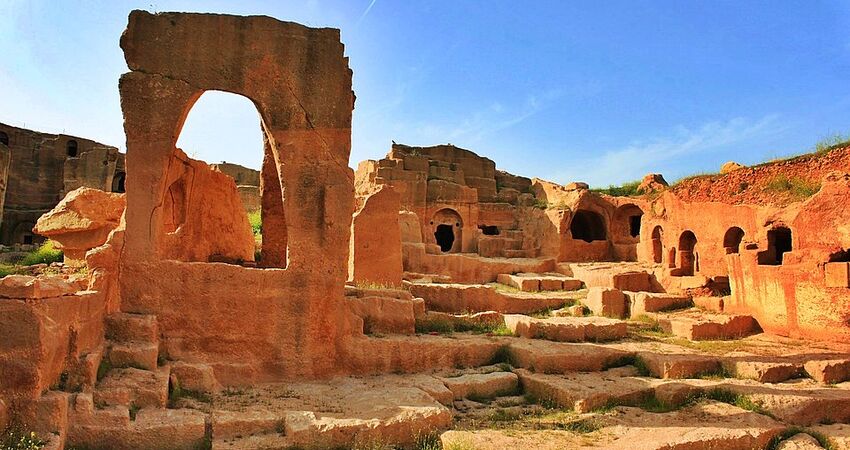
[479,229,533,258]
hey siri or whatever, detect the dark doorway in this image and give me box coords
[435,224,455,252]
[570,210,606,242]
[677,230,698,276]
[651,226,663,263]
[759,227,792,265]
[479,225,500,236]
[0,131,8,146]
[112,172,126,193]
[66,140,78,157]
[723,227,745,254]
[629,215,642,237]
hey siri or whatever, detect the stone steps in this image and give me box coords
[504,314,628,342]
[104,312,161,370]
[656,311,761,340]
[496,272,583,292]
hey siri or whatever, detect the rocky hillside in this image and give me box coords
[669,145,850,206]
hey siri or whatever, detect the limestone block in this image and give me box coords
[585,287,627,318]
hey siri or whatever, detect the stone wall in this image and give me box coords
[636,172,850,341]
[0,122,125,246]
[118,10,360,382]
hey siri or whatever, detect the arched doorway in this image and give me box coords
[66,140,79,157]
[170,90,283,266]
[723,227,745,254]
[431,208,463,253]
[613,204,644,242]
[677,230,698,276]
[112,172,126,193]
[758,226,792,265]
[570,210,606,242]
[651,225,663,263]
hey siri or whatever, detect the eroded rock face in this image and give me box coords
[637,173,668,194]
[721,161,745,174]
[33,187,125,264]
[118,10,358,381]
[350,185,404,287]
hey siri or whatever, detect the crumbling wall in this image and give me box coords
[350,186,403,287]
[118,10,358,382]
[0,122,124,246]
[638,174,850,341]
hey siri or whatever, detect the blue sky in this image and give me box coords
[1,1,849,186]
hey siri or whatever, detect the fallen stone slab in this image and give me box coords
[504,315,627,342]
[638,351,722,379]
[508,339,632,374]
[211,408,281,440]
[659,312,760,340]
[804,358,850,384]
[776,433,825,450]
[516,368,655,412]
[108,342,159,371]
[625,291,692,316]
[439,371,519,400]
[721,353,802,383]
[93,368,169,408]
[585,287,627,319]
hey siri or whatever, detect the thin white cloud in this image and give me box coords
[412,88,566,145]
[356,0,378,26]
[553,114,784,187]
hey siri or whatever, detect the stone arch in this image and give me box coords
[758,226,792,265]
[112,171,126,193]
[651,225,664,263]
[723,226,745,254]
[431,208,463,253]
[613,204,644,242]
[118,10,356,380]
[570,209,606,242]
[677,230,698,276]
[66,140,78,157]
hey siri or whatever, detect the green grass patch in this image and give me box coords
[18,241,63,266]
[813,133,850,154]
[247,210,262,236]
[763,174,820,200]
[590,180,642,197]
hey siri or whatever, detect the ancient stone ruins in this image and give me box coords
[1,10,850,450]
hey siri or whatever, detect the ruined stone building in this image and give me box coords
[1,9,850,450]
[0,122,126,246]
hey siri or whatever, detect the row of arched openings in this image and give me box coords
[651,225,793,272]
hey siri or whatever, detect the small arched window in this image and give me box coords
[0,131,8,146]
[66,140,78,157]
[723,227,745,254]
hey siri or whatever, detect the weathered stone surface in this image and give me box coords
[720,161,745,174]
[638,351,721,379]
[170,361,221,393]
[439,371,518,400]
[659,312,760,340]
[0,122,125,247]
[504,314,627,342]
[585,287,627,318]
[508,340,632,374]
[776,433,825,450]
[804,358,850,384]
[33,187,125,264]
[516,367,653,413]
[0,275,78,299]
[626,291,691,316]
[350,185,404,287]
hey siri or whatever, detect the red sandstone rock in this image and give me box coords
[350,185,404,287]
[33,187,125,264]
[637,173,668,194]
[720,161,745,174]
[585,287,628,318]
